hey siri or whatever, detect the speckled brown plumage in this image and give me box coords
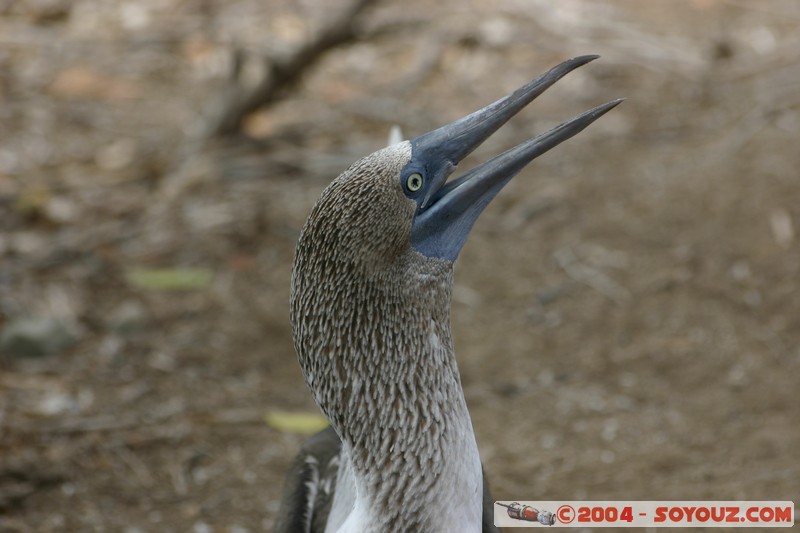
[290,142,486,532]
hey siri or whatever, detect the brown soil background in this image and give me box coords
[1,0,798,531]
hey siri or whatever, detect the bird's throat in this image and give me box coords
[336,390,483,533]
[291,254,483,532]
[330,333,483,533]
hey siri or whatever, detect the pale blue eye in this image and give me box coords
[406,173,423,192]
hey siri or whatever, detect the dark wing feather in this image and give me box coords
[274,427,342,533]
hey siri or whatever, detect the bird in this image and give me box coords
[276,55,621,533]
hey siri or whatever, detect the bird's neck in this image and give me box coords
[292,256,483,532]
[331,352,482,532]
[338,392,482,533]
[343,323,482,532]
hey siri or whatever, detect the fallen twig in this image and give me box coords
[209,0,379,137]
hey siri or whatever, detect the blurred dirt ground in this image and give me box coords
[1,0,799,531]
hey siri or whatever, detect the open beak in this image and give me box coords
[409,55,623,261]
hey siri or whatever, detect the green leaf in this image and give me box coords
[264,411,329,435]
[126,267,213,291]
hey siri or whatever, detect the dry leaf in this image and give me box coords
[50,66,141,100]
[264,411,329,435]
[126,268,214,291]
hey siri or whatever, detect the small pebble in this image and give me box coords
[0,317,80,358]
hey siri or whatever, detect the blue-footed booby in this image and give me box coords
[277,55,621,533]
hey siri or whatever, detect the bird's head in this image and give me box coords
[294,55,621,282]
[290,56,621,439]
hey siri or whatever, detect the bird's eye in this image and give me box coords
[406,173,423,192]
